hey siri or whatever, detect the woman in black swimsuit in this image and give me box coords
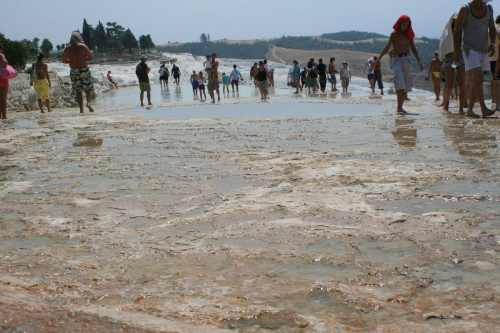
[255,61,269,100]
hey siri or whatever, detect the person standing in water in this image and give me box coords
[136,56,152,106]
[229,64,242,92]
[454,0,496,117]
[190,70,199,96]
[62,31,95,113]
[255,61,270,100]
[425,51,443,101]
[373,56,384,95]
[375,15,424,114]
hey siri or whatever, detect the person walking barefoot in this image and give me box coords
[376,15,424,114]
[62,31,95,113]
[426,51,443,101]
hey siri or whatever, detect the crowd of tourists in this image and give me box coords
[0,1,497,118]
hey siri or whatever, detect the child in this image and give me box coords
[222,72,229,93]
[198,72,207,100]
[204,54,214,81]
[376,15,424,114]
[329,57,337,91]
[207,53,219,82]
[339,61,351,92]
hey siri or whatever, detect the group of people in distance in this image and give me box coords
[289,57,341,94]
[188,54,244,102]
[157,64,181,87]
[0,0,497,118]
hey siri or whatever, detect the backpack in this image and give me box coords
[136,63,146,77]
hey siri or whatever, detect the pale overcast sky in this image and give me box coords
[0,0,493,46]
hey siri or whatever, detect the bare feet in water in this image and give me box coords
[466,110,480,118]
[482,108,496,118]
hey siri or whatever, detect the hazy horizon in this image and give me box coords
[1,0,492,47]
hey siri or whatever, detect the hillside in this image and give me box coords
[156,31,440,76]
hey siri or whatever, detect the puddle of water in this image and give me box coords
[425,180,500,197]
[15,119,38,128]
[117,103,386,120]
[93,84,379,107]
[374,196,498,215]
[0,236,82,250]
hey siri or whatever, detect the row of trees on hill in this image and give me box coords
[157,40,270,60]
[81,19,155,54]
[320,31,388,41]
[159,33,439,72]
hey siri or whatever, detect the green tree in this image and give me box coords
[122,29,138,52]
[32,37,40,56]
[40,38,53,55]
[19,39,33,58]
[106,22,125,53]
[94,21,107,51]
[200,33,208,43]
[0,34,27,70]
[139,34,154,52]
[82,19,95,49]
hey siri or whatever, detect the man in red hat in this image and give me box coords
[376,15,424,114]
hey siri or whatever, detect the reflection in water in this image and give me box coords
[443,116,498,158]
[341,92,352,99]
[391,118,417,147]
[73,133,103,147]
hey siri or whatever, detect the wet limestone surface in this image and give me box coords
[0,95,499,332]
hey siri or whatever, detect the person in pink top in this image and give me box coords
[0,44,9,120]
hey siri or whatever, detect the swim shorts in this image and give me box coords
[139,82,151,92]
[329,75,336,84]
[34,79,50,99]
[392,55,413,92]
[231,79,239,86]
[432,72,441,79]
[207,80,219,92]
[463,49,490,72]
[257,80,267,90]
[341,77,349,88]
[70,67,94,93]
[192,81,199,89]
[368,74,375,80]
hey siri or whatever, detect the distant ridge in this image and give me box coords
[156,31,438,72]
[321,31,388,41]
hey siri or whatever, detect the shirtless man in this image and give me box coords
[426,51,443,100]
[376,15,424,114]
[454,0,496,118]
[62,31,95,113]
[205,53,220,103]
